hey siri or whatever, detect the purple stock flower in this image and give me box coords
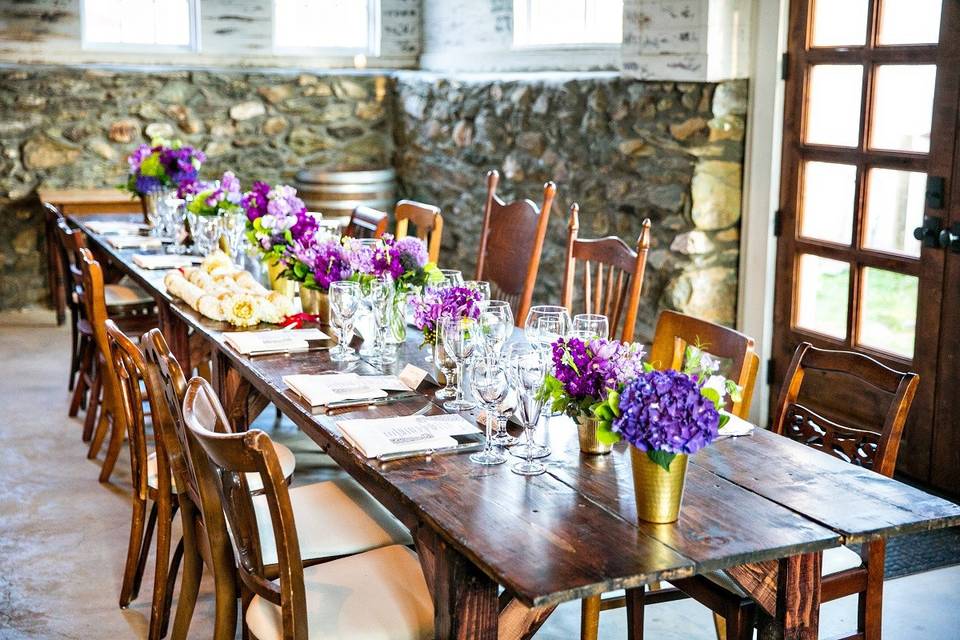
[549,337,644,410]
[612,369,720,455]
[310,239,353,290]
[134,174,163,194]
[123,139,204,195]
[411,285,483,344]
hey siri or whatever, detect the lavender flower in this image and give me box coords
[411,285,483,345]
[612,369,720,456]
[346,235,436,293]
[186,171,243,216]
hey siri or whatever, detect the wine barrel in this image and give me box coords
[294,167,396,222]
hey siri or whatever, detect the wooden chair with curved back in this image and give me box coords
[561,203,652,342]
[475,170,557,326]
[580,309,761,640]
[393,199,444,264]
[180,377,429,640]
[106,321,183,640]
[45,203,68,327]
[344,205,389,239]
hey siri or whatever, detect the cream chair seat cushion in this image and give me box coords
[147,441,297,493]
[104,277,153,306]
[246,545,433,640]
[705,545,864,597]
[253,477,412,566]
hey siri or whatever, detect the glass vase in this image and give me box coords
[387,290,408,345]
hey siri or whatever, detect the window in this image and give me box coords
[81,0,197,50]
[273,0,375,54]
[513,0,623,47]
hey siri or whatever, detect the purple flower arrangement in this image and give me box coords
[346,235,439,293]
[122,138,204,195]
[284,235,354,292]
[411,285,483,345]
[185,171,244,216]
[242,181,318,262]
[539,337,645,418]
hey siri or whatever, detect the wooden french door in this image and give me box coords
[772,0,960,493]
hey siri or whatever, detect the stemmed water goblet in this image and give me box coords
[463,280,491,305]
[478,300,519,445]
[468,355,509,466]
[164,196,188,254]
[572,313,610,341]
[505,342,552,459]
[524,305,572,353]
[440,315,479,412]
[221,210,248,267]
[438,269,463,289]
[368,276,397,365]
[508,345,549,476]
[433,326,458,400]
[329,281,361,363]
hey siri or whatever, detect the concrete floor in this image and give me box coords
[1,318,958,639]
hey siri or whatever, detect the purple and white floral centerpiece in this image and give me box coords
[242,181,318,264]
[120,138,204,196]
[411,285,484,346]
[184,171,243,216]
[285,235,353,292]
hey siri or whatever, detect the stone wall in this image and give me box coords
[394,75,746,339]
[0,67,393,308]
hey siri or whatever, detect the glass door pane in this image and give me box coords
[805,65,864,147]
[870,65,936,153]
[795,254,850,339]
[878,0,942,45]
[800,161,857,245]
[858,267,919,358]
[863,168,926,256]
[811,0,868,47]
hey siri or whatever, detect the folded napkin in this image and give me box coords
[224,328,330,356]
[283,373,387,408]
[337,413,479,458]
[132,254,201,270]
[718,412,755,437]
[86,220,150,235]
[107,235,163,249]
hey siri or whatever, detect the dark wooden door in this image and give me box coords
[772,0,960,493]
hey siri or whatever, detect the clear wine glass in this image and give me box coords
[368,276,396,365]
[433,326,458,400]
[166,197,188,254]
[469,355,509,466]
[440,316,479,412]
[479,300,513,356]
[508,345,549,476]
[505,342,551,458]
[464,280,491,303]
[438,269,463,288]
[572,313,610,341]
[524,305,572,353]
[329,281,361,362]
[221,210,248,267]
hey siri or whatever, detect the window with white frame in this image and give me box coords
[513,0,623,47]
[81,0,197,50]
[273,0,375,54]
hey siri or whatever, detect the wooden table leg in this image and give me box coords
[159,304,192,374]
[415,526,499,640]
[625,586,645,640]
[757,552,822,640]
[210,350,268,433]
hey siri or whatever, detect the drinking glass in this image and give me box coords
[440,316,479,411]
[187,213,223,256]
[165,197,188,254]
[508,345,549,476]
[468,355,509,466]
[572,313,610,341]
[524,305,572,353]
[329,281,361,362]
[221,210,248,266]
[367,276,396,365]
[433,328,458,400]
[505,342,551,458]
[479,300,513,356]
[438,269,463,288]
[464,280,491,302]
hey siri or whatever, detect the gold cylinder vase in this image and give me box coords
[629,449,688,523]
[576,416,612,455]
[266,258,296,298]
[299,288,330,325]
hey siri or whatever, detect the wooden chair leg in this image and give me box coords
[68,340,89,417]
[132,501,159,603]
[98,408,126,483]
[171,505,202,640]
[120,496,149,608]
[724,605,755,640]
[68,311,80,392]
[580,595,601,640]
[159,537,184,639]
[82,369,102,442]
[87,407,109,460]
[240,583,253,640]
[148,498,176,640]
[713,612,727,640]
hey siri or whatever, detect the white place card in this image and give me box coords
[718,412,755,437]
[86,220,150,235]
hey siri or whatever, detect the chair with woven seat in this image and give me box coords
[343,205,389,239]
[476,169,557,326]
[579,309,760,640]
[394,199,444,264]
[666,342,919,640]
[171,374,414,639]
[561,203,652,342]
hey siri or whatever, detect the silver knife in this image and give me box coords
[323,392,421,412]
[377,442,484,463]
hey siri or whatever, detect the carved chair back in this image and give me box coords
[649,310,759,420]
[55,218,89,317]
[344,205,389,239]
[773,342,919,476]
[394,199,443,264]
[78,249,124,415]
[182,377,308,638]
[561,204,651,342]
[475,170,557,326]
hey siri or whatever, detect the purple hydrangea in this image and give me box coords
[612,369,720,455]
[411,285,483,345]
[395,236,428,270]
[185,171,244,216]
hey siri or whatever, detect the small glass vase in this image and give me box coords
[266,257,296,298]
[576,415,613,455]
[629,448,689,523]
[387,290,408,345]
[140,187,175,231]
[300,287,330,324]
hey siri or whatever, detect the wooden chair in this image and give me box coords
[394,199,443,264]
[343,205,389,239]
[561,203,652,342]
[106,320,183,640]
[44,203,68,326]
[669,343,919,640]
[580,309,761,640]
[180,377,429,640]
[475,170,557,326]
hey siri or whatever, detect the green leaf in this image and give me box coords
[647,449,677,472]
[700,387,722,408]
[607,390,621,417]
[596,421,620,445]
[718,414,730,429]
[642,361,656,373]
[293,262,308,279]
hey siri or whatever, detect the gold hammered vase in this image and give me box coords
[576,416,613,455]
[629,448,689,523]
[266,258,296,298]
[299,288,330,325]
